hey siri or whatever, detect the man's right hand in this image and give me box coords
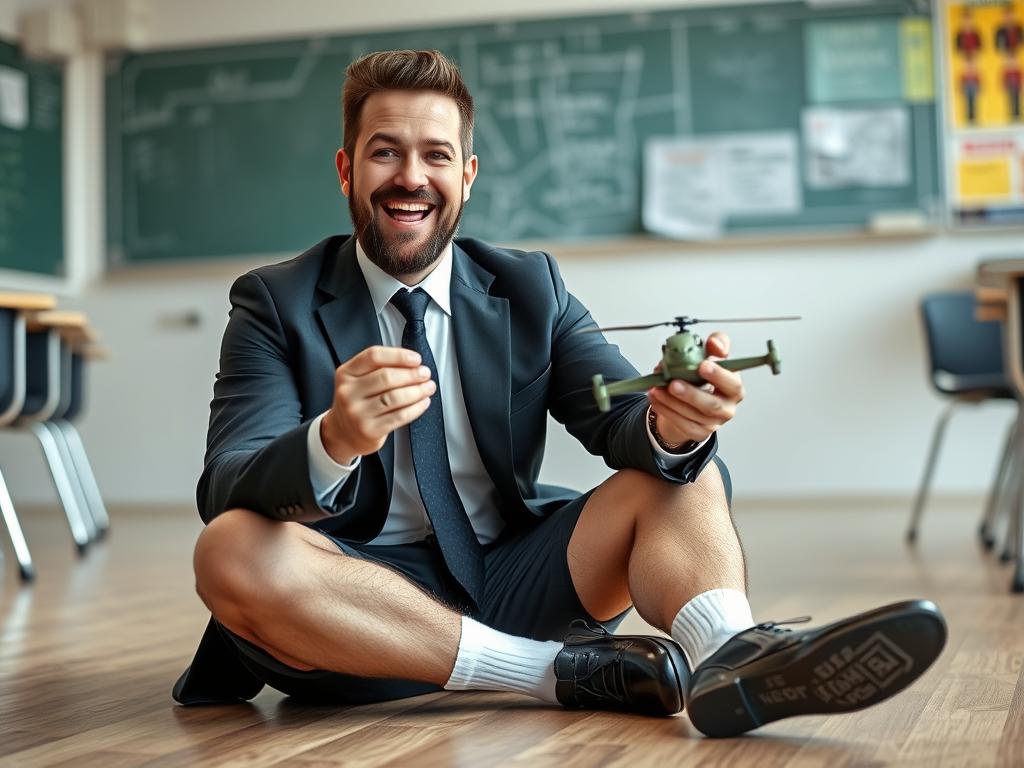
[320,345,435,465]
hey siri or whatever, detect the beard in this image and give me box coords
[349,174,464,278]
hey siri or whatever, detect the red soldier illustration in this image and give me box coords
[956,7,983,61]
[995,3,1024,55]
[962,57,982,124]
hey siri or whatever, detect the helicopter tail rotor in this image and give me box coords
[767,340,781,375]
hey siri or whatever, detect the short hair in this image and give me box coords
[342,49,474,161]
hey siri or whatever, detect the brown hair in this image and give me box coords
[342,49,474,161]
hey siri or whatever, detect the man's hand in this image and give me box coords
[320,346,436,464]
[647,332,745,448]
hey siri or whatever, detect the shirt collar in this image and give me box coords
[355,240,453,318]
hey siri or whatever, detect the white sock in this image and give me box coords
[444,616,561,703]
[670,588,755,669]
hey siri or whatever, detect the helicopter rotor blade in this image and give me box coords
[691,316,802,324]
[577,321,676,334]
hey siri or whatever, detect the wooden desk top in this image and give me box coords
[977,257,1024,289]
[0,292,57,311]
[27,310,89,332]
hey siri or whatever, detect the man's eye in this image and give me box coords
[429,152,452,161]
[373,148,398,158]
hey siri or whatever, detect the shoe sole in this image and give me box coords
[687,600,947,737]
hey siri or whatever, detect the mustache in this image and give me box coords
[370,187,443,208]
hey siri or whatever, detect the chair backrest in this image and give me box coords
[920,291,1007,395]
[0,309,15,414]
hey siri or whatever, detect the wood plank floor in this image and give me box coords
[1,499,1021,767]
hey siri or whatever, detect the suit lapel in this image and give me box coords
[314,237,395,497]
[450,244,517,507]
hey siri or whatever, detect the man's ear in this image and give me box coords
[336,149,352,197]
[463,154,478,203]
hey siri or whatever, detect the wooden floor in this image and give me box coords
[1,499,1022,767]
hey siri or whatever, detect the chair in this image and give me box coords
[0,293,57,581]
[906,291,1016,547]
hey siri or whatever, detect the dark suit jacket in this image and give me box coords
[174,234,717,704]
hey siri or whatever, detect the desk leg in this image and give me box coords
[1000,276,1024,593]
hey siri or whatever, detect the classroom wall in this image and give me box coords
[0,0,1016,509]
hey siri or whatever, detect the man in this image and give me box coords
[174,49,946,738]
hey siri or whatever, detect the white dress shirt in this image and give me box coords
[306,240,702,545]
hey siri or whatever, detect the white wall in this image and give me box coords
[0,0,1015,508]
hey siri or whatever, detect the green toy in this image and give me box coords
[588,316,800,412]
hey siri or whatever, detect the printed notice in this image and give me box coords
[0,66,28,130]
[644,138,723,240]
[803,107,910,189]
[643,132,800,239]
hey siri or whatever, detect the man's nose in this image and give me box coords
[394,157,428,190]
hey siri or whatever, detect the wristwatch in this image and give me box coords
[648,406,700,454]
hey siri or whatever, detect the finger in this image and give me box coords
[340,345,421,377]
[356,365,433,397]
[697,360,745,401]
[665,377,736,422]
[376,395,432,432]
[648,387,718,430]
[705,332,730,359]
[368,380,437,416]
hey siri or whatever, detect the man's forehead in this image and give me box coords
[359,90,461,141]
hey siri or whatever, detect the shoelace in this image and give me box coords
[754,616,812,634]
[573,648,627,703]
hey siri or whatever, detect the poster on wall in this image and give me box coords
[944,0,1024,223]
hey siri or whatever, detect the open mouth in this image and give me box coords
[381,201,436,224]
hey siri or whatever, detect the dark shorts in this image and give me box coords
[222,489,629,704]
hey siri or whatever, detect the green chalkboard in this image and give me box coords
[105,0,938,264]
[0,39,63,276]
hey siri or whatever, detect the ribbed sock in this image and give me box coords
[670,588,755,669]
[443,616,561,703]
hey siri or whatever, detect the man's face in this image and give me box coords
[337,90,478,281]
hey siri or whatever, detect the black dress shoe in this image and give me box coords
[686,599,947,738]
[554,619,690,717]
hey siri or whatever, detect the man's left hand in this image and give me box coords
[647,331,745,447]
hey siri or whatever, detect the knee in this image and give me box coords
[193,508,299,620]
[610,460,729,513]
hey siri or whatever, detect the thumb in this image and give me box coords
[706,333,730,358]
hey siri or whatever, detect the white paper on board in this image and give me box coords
[643,137,724,240]
[0,66,28,130]
[643,132,801,239]
[803,106,910,189]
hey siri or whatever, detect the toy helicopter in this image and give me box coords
[587,315,800,412]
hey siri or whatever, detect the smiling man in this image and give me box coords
[174,50,946,738]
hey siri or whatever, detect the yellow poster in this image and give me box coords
[947,1,1024,128]
[958,158,1013,198]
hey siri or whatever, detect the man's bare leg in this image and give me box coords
[567,462,751,666]
[194,508,461,683]
[194,507,563,702]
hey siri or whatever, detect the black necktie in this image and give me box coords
[390,288,484,608]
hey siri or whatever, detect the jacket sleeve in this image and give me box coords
[196,272,360,525]
[543,254,717,484]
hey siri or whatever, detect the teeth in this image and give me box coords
[386,202,431,211]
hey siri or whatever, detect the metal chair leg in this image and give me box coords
[1013,496,1024,593]
[0,466,34,581]
[54,420,109,536]
[907,402,958,544]
[44,422,98,542]
[1001,474,1021,564]
[29,421,90,555]
[981,418,1019,550]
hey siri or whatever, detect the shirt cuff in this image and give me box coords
[645,408,709,469]
[307,412,359,507]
